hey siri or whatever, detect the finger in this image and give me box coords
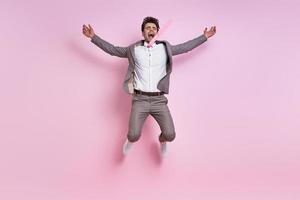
[204,27,207,32]
[88,24,93,30]
[83,24,90,31]
[83,26,87,32]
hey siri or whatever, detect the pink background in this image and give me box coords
[1,0,299,199]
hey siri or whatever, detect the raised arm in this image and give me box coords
[171,26,216,56]
[82,24,128,58]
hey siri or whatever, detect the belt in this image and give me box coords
[134,89,164,96]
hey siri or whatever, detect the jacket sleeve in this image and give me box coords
[170,34,207,56]
[90,34,128,58]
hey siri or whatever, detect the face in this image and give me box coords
[142,22,158,43]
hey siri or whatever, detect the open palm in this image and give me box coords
[204,26,216,39]
[82,24,95,38]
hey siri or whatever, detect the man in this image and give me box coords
[82,16,216,157]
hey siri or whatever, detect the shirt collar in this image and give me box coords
[143,40,157,48]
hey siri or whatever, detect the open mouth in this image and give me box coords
[148,33,155,38]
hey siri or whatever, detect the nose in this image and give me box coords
[150,29,156,34]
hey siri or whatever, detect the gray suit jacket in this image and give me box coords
[91,33,207,94]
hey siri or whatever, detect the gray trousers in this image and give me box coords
[127,93,176,142]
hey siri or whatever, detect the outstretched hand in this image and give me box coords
[204,26,216,39]
[82,24,95,38]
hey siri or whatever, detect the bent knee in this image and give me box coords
[127,133,141,142]
[163,132,176,142]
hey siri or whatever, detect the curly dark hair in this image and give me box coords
[141,16,160,32]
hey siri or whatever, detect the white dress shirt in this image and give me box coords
[133,41,167,92]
